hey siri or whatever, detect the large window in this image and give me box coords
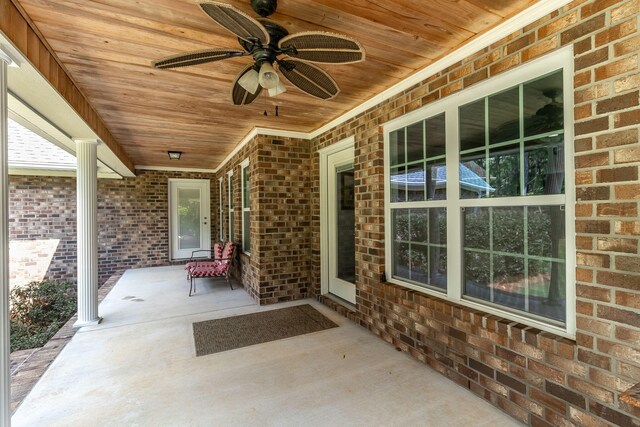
[228,170,234,242]
[241,160,251,254]
[384,49,574,336]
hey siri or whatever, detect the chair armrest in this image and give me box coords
[190,250,212,260]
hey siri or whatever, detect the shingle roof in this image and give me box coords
[8,118,76,169]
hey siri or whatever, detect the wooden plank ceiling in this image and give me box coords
[15,0,539,169]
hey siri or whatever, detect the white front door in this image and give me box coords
[324,143,356,304]
[169,179,211,260]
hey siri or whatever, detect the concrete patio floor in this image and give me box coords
[12,266,520,426]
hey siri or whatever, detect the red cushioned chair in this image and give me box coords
[185,242,236,296]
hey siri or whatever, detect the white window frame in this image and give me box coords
[241,158,251,255]
[383,47,575,338]
[228,169,234,243]
[218,177,224,242]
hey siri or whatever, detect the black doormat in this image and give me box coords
[192,304,338,356]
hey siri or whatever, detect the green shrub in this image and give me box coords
[10,280,76,352]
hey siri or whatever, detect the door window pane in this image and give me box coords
[243,211,250,252]
[178,188,201,250]
[336,167,355,284]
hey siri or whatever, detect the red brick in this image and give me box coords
[577,315,613,335]
[576,267,593,282]
[596,202,638,217]
[575,47,609,70]
[596,167,638,184]
[615,220,640,235]
[597,270,640,289]
[575,152,609,168]
[615,184,640,200]
[589,400,637,426]
[589,367,635,393]
[489,54,520,76]
[596,20,638,47]
[538,10,579,39]
[577,252,610,268]
[568,376,614,404]
[578,348,611,370]
[575,117,609,135]
[575,137,593,152]
[615,325,640,344]
[561,13,606,44]
[577,300,594,315]
[576,235,593,249]
[597,237,638,253]
[577,284,612,302]
[575,219,610,233]
[616,290,640,309]
[611,0,640,23]
[576,170,593,185]
[615,73,640,93]
[522,37,558,62]
[595,55,638,81]
[545,380,586,408]
[574,70,592,88]
[581,0,624,18]
[575,83,610,103]
[615,255,640,273]
[614,34,640,57]
[530,387,567,414]
[576,187,610,201]
[574,103,592,120]
[597,304,640,327]
[574,37,593,55]
[596,129,638,148]
[595,91,639,114]
[614,109,640,128]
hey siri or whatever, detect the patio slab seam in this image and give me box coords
[9,272,123,413]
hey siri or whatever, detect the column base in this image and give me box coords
[73,317,103,328]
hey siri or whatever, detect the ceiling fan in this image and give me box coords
[152,0,366,105]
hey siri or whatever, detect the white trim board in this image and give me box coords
[212,0,573,173]
[136,165,217,174]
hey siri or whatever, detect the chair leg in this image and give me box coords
[227,276,234,290]
[189,277,195,296]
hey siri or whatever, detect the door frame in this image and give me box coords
[168,178,211,260]
[319,136,355,301]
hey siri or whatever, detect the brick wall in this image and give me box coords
[307,0,639,425]
[9,169,217,286]
[216,135,311,304]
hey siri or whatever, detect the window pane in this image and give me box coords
[528,259,566,322]
[394,242,410,280]
[524,137,564,195]
[463,205,566,324]
[489,87,520,144]
[459,100,485,151]
[177,188,201,250]
[390,128,405,166]
[463,207,490,251]
[460,156,491,199]
[426,113,446,158]
[243,211,250,252]
[406,121,424,163]
[524,70,563,137]
[392,208,447,290]
[229,214,234,243]
[393,209,410,241]
[243,167,250,207]
[390,166,407,202]
[407,163,425,201]
[493,207,524,254]
[489,143,520,197]
[426,161,446,200]
[528,205,565,258]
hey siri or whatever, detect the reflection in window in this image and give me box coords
[459,70,565,200]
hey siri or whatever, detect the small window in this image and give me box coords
[228,170,234,243]
[241,160,251,254]
[219,178,224,241]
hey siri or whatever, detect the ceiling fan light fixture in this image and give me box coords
[258,62,279,89]
[268,80,286,97]
[238,69,260,94]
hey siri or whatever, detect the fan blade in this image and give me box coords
[278,60,339,100]
[198,1,269,45]
[152,49,246,69]
[231,65,263,105]
[279,31,365,64]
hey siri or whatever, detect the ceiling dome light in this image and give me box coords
[258,62,279,89]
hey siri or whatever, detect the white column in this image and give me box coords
[74,139,101,327]
[0,49,12,427]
